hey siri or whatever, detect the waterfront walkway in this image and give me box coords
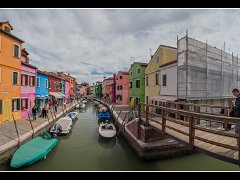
[0,101,78,164]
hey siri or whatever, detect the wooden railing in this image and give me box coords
[138,102,240,163]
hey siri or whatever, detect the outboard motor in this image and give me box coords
[53,123,63,135]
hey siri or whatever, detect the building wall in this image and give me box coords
[61,79,65,95]
[116,72,129,105]
[129,63,146,104]
[36,72,49,112]
[0,26,23,123]
[65,81,70,102]
[103,78,113,97]
[145,46,177,104]
[160,62,177,96]
[79,86,88,96]
[48,76,61,93]
[21,64,36,118]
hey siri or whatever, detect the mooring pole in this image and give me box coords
[27,112,35,138]
[12,114,21,147]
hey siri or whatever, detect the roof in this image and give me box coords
[0,29,24,43]
[118,71,129,75]
[21,62,38,69]
[0,21,14,30]
[22,48,29,55]
[37,70,49,76]
[45,72,62,80]
[160,60,177,68]
[129,61,148,72]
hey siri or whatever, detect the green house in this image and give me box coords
[97,82,102,98]
[129,62,148,106]
[61,79,65,95]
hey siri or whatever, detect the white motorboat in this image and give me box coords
[65,112,78,120]
[82,100,87,104]
[98,122,116,138]
[79,103,86,109]
[50,117,73,135]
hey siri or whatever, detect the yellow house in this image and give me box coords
[0,21,24,123]
[145,45,177,104]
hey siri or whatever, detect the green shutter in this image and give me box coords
[17,99,20,111]
[12,99,14,112]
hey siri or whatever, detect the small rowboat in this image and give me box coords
[65,112,78,120]
[50,117,72,135]
[10,132,58,168]
[99,122,116,138]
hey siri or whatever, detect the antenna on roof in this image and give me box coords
[150,48,152,58]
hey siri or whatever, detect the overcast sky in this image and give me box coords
[1,9,239,84]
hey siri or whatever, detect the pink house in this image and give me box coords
[65,80,70,103]
[79,85,88,96]
[21,49,37,118]
[116,71,129,105]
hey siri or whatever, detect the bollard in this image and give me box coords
[12,114,21,147]
[27,112,35,138]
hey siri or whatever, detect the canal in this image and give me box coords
[1,102,240,171]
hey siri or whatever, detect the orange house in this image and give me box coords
[0,21,24,123]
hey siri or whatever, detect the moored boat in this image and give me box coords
[98,122,116,138]
[10,132,58,168]
[98,111,111,121]
[65,112,78,120]
[50,117,73,135]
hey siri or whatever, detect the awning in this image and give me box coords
[36,95,40,98]
[45,95,49,98]
[49,92,63,99]
[149,95,177,102]
[58,92,66,97]
[40,95,45,98]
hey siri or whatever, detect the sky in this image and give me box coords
[1,9,240,84]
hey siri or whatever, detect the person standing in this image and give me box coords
[32,105,37,120]
[42,104,47,118]
[231,89,240,135]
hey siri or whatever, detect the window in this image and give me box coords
[162,74,167,86]
[130,82,132,88]
[120,76,122,79]
[146,76,149,86]
[129,97,132,102]
[29,76,35,86]
[45,80,48,88]
[37,77,40,87]
[137,68,140,73]
[119,95,122,101]
[146,96,148,104]
[130,71,133,76]
[21,74,28,86]
[155,73,159,85]
[0,100,2,114]
[14,44,20,58]
[13,72,18,85]
[4,26,10,33]
[120,85,122,90]
[12,99,20,112]
[136,97,140,105]
[157,56,160,64]
[136,80,140,88]
[49,81,51,89]
[21,98,28,110]
[155,101,158,105]
[152,100,154,104]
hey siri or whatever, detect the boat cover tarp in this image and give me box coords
[98,111,111,120]
[10,137,58,168]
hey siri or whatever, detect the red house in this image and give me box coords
[46,72,64,105]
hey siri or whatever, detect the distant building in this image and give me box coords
[102,77,113,101]
[96,81,102,98]
[20,49,37,118]
[116,71,129,105]
[129,62,148,106]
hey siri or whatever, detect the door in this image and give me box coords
[3,99,11,122]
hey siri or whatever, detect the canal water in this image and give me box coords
[1,102,240,171]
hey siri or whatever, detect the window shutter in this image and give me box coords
[12,99,14,112]
[21,75,23,86]
[0,100,2,114]
[21,99,23,110]
[26,75,28,86]
[17,99,20,111]
[0,67,1,83]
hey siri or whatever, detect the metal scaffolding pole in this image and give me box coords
[185,30,188,100]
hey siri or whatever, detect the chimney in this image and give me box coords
[151,55,154,59]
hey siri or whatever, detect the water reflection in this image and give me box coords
[98,135,116,149]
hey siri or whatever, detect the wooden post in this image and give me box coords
[146,105,149,126]
[189,116,195,150]
[194,106,200,125]
[12,114,21,147]
[162,110,166,133]
[27,113,35,138]
[138,104,141,122]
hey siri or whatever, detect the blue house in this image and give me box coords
[36,70,49,112]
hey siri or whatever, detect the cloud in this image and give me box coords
[0,9,239,84]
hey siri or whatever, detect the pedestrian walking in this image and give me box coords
[32,105,37,120]
[42,105,47,118]
[231,89,240,136]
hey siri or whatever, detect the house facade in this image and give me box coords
[47,72,63,105]
[96,81,102,98]
[116,71,129,105]
[0,21,24,123]
[129,62,147,106]
[20,49,37,118]
[102,77,113,100]
[65,80,70,103]
[145,45,177,105]
[36,70,49,112]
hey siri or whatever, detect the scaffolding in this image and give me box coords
[177,35,240,100]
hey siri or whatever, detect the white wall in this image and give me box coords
[160,63,177,96]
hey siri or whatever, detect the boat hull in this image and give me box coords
[99,123,116,138]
